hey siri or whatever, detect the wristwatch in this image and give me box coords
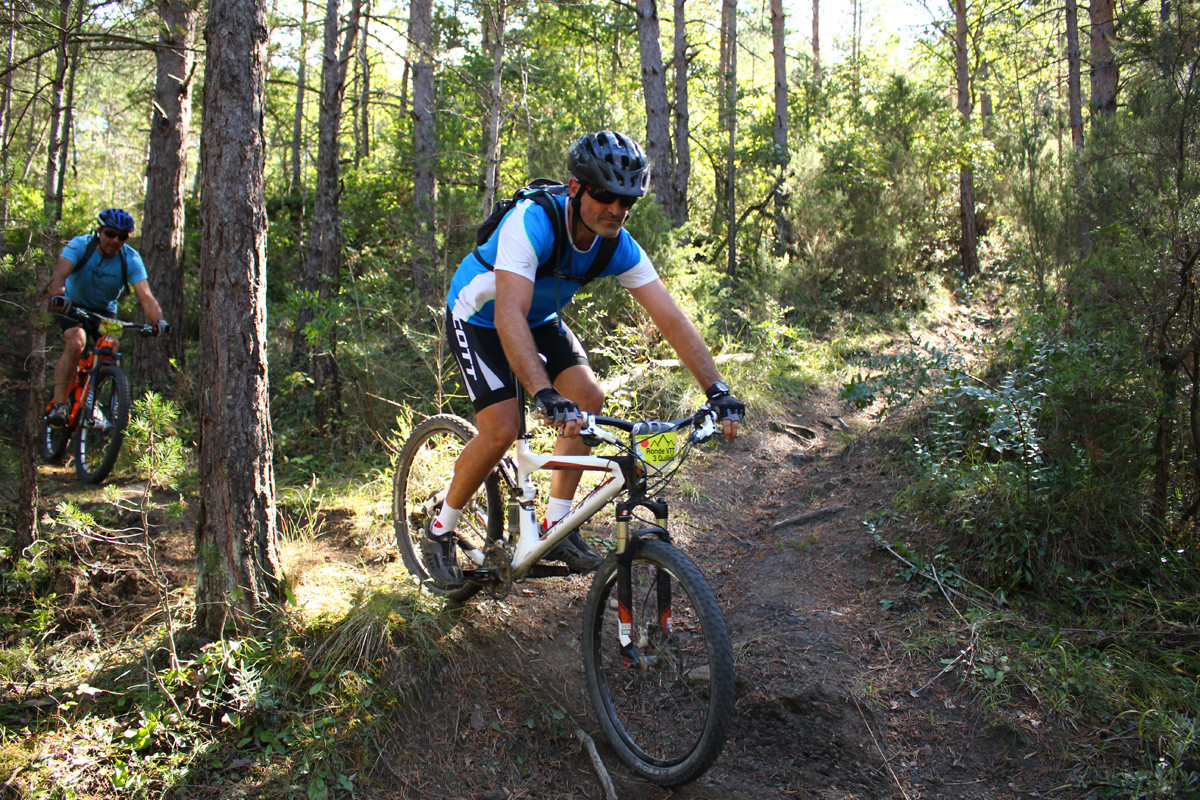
[705,380,731,400]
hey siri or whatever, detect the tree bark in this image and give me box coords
[1089,0,1117,117]
[291,0,309,195]
[196,0,282,638]
[17,0,74,556]
[1065,0,1088,254]
[719,0,737,278]
[357,1,370,163]
[812,0,821,85]
[671,0,690,225]
[770,0,792,253]
[636,0,675,221]
[954,0,979,278]
[292,0,362,423]
[481,0,506,215]
[131,0,198,395]
[409,0,436,305]
[0,0,14,266]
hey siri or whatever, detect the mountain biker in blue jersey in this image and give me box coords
[425,130,746,589]
[44,208,171,426]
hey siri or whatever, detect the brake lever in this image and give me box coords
[690,407,718,444]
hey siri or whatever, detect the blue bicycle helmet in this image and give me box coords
[568,131,650,196]
[97,208,134,233]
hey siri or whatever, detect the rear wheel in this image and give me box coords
[582,537,734,786]
[73,364,130,484]
[41,393,70,462]
[393,415,504,601]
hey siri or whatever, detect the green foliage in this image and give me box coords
[847,313,1159,592]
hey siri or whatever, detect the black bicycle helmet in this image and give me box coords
[567,131,650,197]
[97,208,134,233]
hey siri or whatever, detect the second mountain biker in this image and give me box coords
[45,208,172,427]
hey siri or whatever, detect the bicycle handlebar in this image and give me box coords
[66,306,157,338]
[578,407,720,447]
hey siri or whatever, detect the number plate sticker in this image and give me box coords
[637,431,677,465]
[100,320,123,338]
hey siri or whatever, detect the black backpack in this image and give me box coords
[71,234,130,294]
[471,178,618,288]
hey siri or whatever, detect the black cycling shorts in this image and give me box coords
[445,310,590,412]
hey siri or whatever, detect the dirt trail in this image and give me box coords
[381,384,1073,800]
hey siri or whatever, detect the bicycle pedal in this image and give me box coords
[460,567,500,582]
[528,564,571,578]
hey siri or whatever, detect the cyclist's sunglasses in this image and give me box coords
[584,185,638,208]
[100,227,129,241]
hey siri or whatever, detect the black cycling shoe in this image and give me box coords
[420,523,464,589]
[45,402,69,427]
[548,530,604,574]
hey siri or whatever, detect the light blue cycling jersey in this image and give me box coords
[61,234,148,315]
[447,192,658,328]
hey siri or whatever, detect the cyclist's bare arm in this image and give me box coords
[47,256,75,297]
[494,270,583,437]
[131,279,164,325]
[627,278,739,441]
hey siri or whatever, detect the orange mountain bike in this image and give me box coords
[41,307,156,484]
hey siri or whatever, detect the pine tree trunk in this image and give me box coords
[410,0,436,305]
[636,0,675,222]
[17,0,74,555]
[771,0,792,253]
[812,0,820,85]
[720,0,737,278]
[291,0,308,195]
[954,0,979,278]
[131,0,198,395]
[196,0,282,638]
[294,0,362,425]
[1064,0,1088,254]
[671,0,690,225]
[481,0,506,215]
[1090,0,1117,116]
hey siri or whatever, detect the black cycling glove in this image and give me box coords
[154,319,173,337]
[49,294,70,311]
[534,388,579,424]
[705,382,745,423]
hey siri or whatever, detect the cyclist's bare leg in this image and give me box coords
[549,364,605,503]
[444,397,521,512]
[52,327,86,404]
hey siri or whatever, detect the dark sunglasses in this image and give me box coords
[100,227,129,241]
[584,186,638,208]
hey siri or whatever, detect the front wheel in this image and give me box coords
[582,538,735,786]
[73,364,130,484]
[393,414,504,601]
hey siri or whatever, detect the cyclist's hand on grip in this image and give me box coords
[534,388,580,434]
[705,382,744,441]
[154,319,173,337]
[49,294,70,312]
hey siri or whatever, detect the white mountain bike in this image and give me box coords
[392,389,736,786]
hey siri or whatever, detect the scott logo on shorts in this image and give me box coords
[452,318,477,380]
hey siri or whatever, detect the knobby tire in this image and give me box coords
[582,537,734,786]
[41,392,70,462]
[73,364,130,484]
[393,415,503,601]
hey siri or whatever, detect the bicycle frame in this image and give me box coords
[500,438,629,580]
[468,390,716,583]
[52,316,125,431]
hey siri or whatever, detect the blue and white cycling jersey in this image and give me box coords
[61,234,148,315]
[447,192,658,328]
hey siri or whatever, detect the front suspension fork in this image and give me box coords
[614,498,672,670]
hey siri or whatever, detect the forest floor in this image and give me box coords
[20,298,1089,800]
